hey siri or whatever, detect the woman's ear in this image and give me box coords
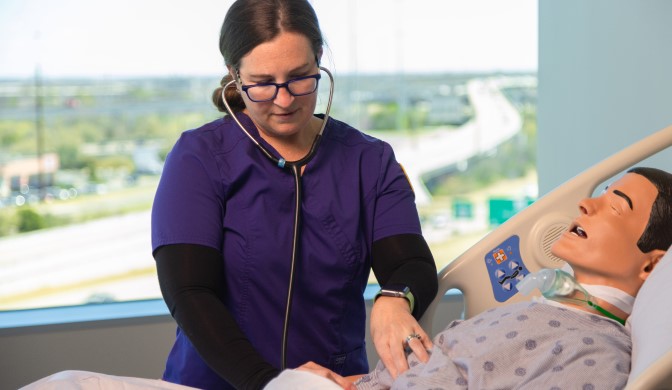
[227,66,236,81]
[316,49,323,66]
[226,66,241,92]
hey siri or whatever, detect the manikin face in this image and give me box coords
[551,173,659,292]
[232,31,320,144]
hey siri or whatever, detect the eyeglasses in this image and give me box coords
[241,74,321,102]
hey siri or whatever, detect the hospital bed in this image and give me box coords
[21,126,672,389]
[419,124,672,390]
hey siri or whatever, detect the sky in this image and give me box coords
[0,0,537,79]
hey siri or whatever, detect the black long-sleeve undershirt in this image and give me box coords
[155,244,279,390]
[154,233,438,389]
[371,233,438,318]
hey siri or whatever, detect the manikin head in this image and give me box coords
[551,167,672,297]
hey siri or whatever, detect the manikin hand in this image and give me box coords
[296,361,357,390]
[370,296,433,379]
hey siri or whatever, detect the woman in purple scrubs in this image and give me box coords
[151,1,438,389]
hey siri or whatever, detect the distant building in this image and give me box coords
[0,154,60,197]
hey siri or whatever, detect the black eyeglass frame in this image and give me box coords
[240,73,322,102]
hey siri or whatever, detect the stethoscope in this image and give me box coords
[221,66,335,370]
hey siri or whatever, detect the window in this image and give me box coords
[0,0,537,315]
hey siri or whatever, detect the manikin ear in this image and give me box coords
[639,249,666,281]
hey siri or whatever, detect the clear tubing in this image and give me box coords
[516,269,625,325]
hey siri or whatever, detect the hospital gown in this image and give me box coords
[356,301,630,389]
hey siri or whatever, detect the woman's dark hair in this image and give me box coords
[211,0,324,113]
[627,166,672,253]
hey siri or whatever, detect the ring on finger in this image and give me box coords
[404,333,422,345]
[403,333,421,353]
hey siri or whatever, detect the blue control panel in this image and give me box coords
[484,235,530,302]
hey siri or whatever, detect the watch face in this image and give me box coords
[381,284,410,296]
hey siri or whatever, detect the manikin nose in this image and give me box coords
[579,194,606,215]
[578,198,592,215]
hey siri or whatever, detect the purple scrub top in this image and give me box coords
[151,113,422,388]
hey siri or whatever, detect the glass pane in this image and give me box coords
[0,0,537,312]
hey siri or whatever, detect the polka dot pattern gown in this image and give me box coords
[356,301,630,390]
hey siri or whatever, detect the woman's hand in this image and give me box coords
[296,361,357,390]
[370,296,433,379]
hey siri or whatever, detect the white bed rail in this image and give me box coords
[420,124,672,333]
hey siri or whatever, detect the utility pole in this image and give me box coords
[34,32,45,202]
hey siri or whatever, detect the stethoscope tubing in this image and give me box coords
[221,66,335,369]
[221,67,334,168]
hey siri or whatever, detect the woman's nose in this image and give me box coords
[273,85,294,106]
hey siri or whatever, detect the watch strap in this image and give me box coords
[375,287,415,313]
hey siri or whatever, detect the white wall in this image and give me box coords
[537,0,672,193]
[0,315,176,389]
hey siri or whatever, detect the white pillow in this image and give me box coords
[627,245,672,382]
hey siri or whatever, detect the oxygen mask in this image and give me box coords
[516,268,626,325]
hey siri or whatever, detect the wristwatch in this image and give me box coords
[375,284,415,313]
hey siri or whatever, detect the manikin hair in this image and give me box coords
[627,166,672,253]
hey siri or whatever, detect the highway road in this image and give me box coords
[388,76,524,205]
[0,76,532,311]
[0,211,159,310]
